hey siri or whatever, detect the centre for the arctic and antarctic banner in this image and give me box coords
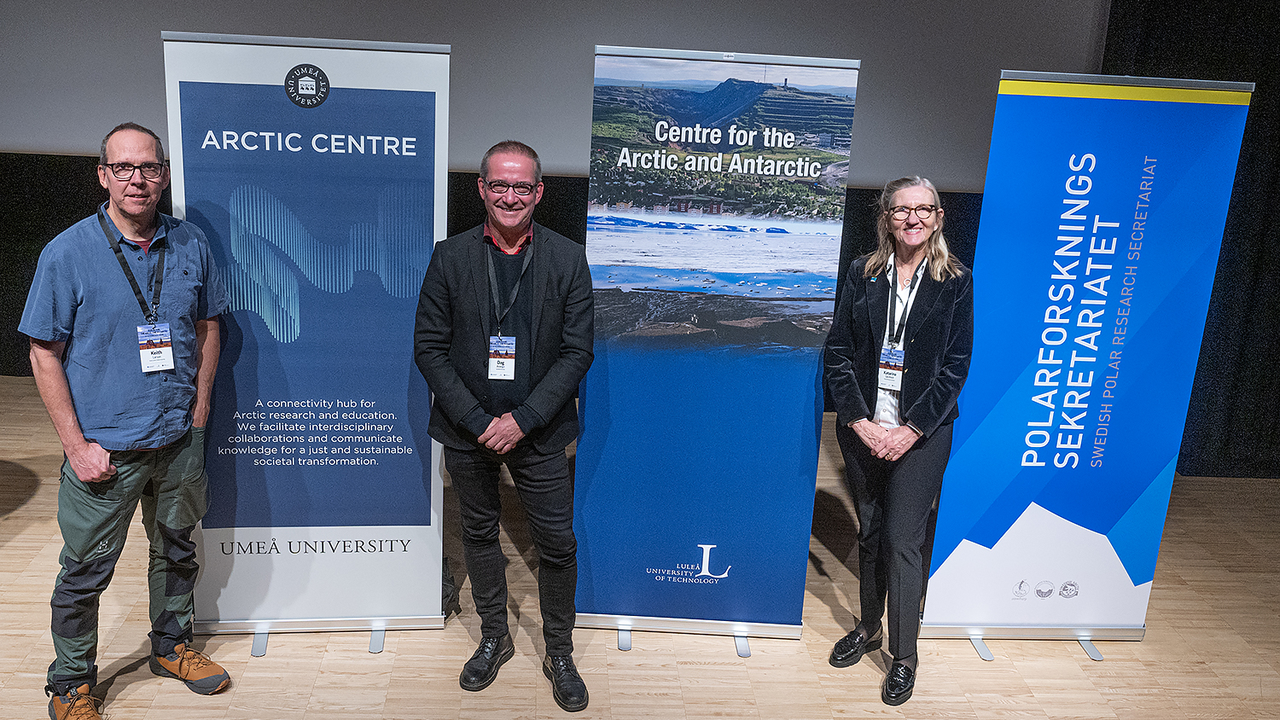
[923,72,1251,638]
[575,46,858,637]
[163,33,449,632]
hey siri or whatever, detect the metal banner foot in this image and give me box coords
[251,632,269,657]
[969,636,994,661]
[370,629,385,654]
[1079,639,1104,661]
[617,628,632,651]
[734,634,751,658]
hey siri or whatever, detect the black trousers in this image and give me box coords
[444,444,577,656]
[835,421,953,664]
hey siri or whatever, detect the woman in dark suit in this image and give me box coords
[822,176,973,705]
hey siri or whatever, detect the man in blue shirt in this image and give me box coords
[21,122,231,720]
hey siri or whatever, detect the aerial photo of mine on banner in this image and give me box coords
[575,46,859,636]
[163,33,450,633]
[922,72,1251,640]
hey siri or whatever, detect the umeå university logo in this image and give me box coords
[285,64,330,108]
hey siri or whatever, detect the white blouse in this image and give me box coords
[872,254,927,429]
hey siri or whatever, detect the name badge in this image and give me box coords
[878,345,904,391]
[489,335,515,380]
[138,323,175,372]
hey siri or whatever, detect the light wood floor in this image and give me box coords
[1,373,1277,719]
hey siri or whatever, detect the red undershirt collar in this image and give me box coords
[484,222,532,255]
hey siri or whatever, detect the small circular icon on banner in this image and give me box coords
[1035,581,1055,599]
[285,64,330,108]
[1012,580,1030,598]
[1059,581,1079,598]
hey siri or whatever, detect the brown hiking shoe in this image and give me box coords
[149,642,231,694]
[47,684,102,720]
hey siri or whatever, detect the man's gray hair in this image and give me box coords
[480,140,541,184]
[99,122,166,165]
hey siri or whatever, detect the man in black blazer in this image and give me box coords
[414,141,594,712]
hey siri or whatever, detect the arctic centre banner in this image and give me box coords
[575,46,858,637]
[163,33,449,632]
[923,72,1252,638]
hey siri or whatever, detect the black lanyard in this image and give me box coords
[98,207,165,323]
[886,259,925,347]
[486,240,534,337]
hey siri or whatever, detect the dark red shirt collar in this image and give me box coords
[484,222,532,255]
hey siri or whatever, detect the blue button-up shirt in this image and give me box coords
[20,204,229,450]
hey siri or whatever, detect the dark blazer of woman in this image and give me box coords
[824,255,973,438]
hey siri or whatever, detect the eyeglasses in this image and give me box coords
[889,205,938,221]
[482,179,538,196]
[102,162,166,181]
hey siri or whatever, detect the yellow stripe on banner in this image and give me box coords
[999,79,1252,106]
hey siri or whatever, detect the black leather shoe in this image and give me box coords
[460,634,514,691]
[543,654,589,712]
[829,628,882,668]
[881,662,915,706]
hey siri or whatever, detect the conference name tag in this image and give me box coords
[138,323,175,372]
[488,336,515,380]
[878,346,904,391]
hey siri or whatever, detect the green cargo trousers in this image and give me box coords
[46,426,208,694]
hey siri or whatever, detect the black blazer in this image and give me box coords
[823,255,973,438]
[414,222,594,452]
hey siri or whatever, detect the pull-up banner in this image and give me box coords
[163,32,449,633]
[923,71,1252,639]
[575,46,858,638]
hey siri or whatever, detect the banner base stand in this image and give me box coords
[1079,639,1105,661]
[251,632,268,657]
[921,624,1144,642]
[969,636,995,661]
[734,635,751,658]
[617,629,632,651]
[196,615,445,636]
[577,613,801,640]
[369,629,386,654]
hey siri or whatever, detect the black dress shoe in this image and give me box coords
[542,654,589,712]
[881,662,915,706]
[460,634,514,691]
[829,629,882,668]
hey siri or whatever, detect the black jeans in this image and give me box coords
[836,421,953,665]
[444,444,578,656]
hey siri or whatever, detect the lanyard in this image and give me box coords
[98,207,165,323]
[886,258,925,347]
[486,240,534,337]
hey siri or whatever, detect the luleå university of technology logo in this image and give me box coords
[285,64,330,108]
[647,544,732,585]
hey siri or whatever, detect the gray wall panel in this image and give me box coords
[0,0,1109,191]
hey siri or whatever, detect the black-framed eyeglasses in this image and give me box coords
[482,179,538,196]
[102,162,166,181]
[889,204,937,221]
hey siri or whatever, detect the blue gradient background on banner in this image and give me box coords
[575,344,822,625]
[931,90,1249,587]
[180,81,435,528]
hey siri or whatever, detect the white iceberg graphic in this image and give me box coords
[923,503,1151,630]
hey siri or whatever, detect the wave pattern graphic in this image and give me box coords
[227,183,433,342]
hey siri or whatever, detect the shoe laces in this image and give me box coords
[476,636,504,656]
[174,645,216,674]
[547,655,580,679]
[56,687,102,720]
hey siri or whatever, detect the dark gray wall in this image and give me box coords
[0,0,1109,191]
